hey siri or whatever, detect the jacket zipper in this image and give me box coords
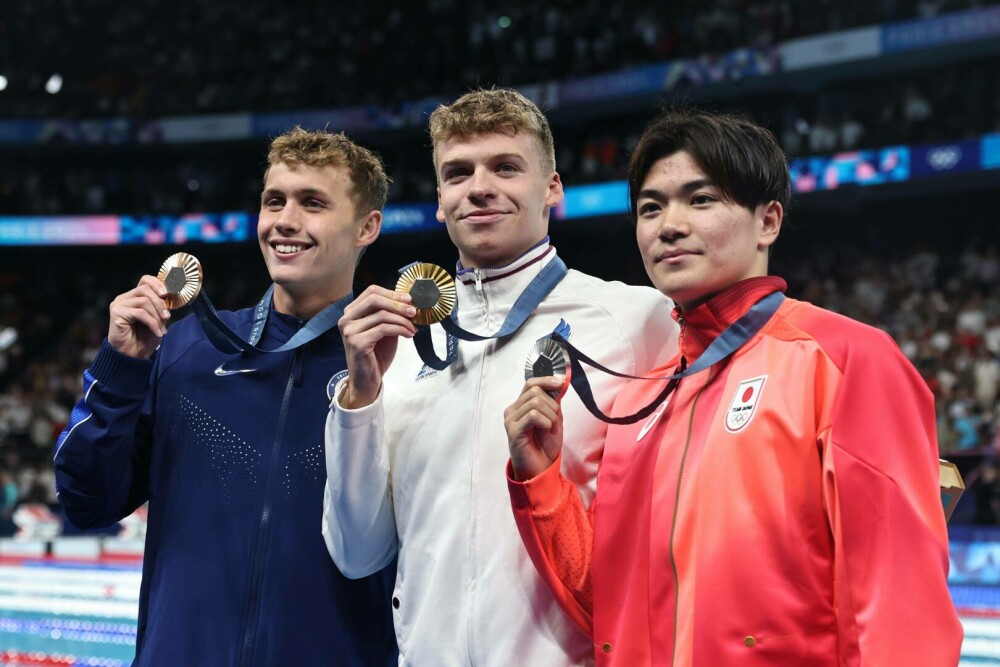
[466,267,491,664]
[668,366,712,667]
[237,350,299,667]
[473,269,490,326]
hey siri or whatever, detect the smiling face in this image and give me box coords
[434,130,563,269]
[635,151,782,310]
[258,162,380,319]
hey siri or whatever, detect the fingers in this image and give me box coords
[519,377,566,402]
[504,380,564,437]
[339,308,417,344]
[343,285,415,323]
[505,406,555,437]
[506,383,561,424]
[107,276,175,358]
[339,286,418,343]
[111,277,171,334]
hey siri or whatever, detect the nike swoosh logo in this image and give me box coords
[214,363,258,377]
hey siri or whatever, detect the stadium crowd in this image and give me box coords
[1,0,989,118]
[2,54,999,217]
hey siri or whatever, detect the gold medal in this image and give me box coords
[524,338,570,399]
[395,263,456,325]
[156,252,203,310]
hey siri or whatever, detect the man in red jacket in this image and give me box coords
[504,109,963,665]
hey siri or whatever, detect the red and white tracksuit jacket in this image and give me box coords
[509,276,963,666]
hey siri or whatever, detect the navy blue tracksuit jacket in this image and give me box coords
[54,303,397,666]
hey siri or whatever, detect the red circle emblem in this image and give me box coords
[742,387,754,402]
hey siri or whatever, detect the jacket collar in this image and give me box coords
[454,238,558,313]
[673,276,787,361]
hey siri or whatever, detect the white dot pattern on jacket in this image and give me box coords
[283,442,324,498]
[179,395,261,503]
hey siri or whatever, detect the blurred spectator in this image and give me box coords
[974,461,1000,524]
[974,346,1000,412]
[0,468,17,536]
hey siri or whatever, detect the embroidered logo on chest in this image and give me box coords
[724,375,768,433]
[327,370,349,401]
[415,365,439,382]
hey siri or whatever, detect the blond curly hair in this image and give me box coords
[266,126,390,214]
[428,88,556,174]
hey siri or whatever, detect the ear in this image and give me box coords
[436,187,446,224]
[544,171,565,209]
[757,201,783,251]
[356,209,382,250]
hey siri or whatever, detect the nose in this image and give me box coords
[273,203,302,234]
[467,167,496,201]
[657,205,689,242]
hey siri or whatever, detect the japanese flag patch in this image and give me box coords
[724,375,767,433]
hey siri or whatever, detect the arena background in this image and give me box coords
[3,1,1000,664]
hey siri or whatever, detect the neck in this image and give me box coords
[457,235,550,272]
[271,284,349,320]
[672,276,787,359]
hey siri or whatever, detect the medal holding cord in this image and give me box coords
[396,257,569,371]
[532,291,786,425]
[155,253,351,360]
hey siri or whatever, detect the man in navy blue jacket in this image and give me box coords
[53,127,398,666]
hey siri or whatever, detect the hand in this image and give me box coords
[108,275,171,359]
[504,377,566,481]
[337,285,418,409]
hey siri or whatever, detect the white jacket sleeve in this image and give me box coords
[322,378,399,579]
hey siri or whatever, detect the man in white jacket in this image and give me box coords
[323,88,678,666]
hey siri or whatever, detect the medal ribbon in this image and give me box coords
[410,256,569,371]
[190,285,351,355]
[552,291,785,425]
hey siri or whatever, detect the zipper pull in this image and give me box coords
[474,269,485,300]
[677,316,687,366]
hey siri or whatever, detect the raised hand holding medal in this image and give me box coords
[105,256,202,360]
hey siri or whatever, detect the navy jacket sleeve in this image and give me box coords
[53,339,156,529]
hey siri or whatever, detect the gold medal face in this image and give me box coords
[156,252,203,310]
[524,338,570,399]
[395,263,457,325]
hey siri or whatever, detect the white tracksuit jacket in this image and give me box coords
[323,242,677,666]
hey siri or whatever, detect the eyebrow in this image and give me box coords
[260,187,329,200]
[439,152,528,171]
[637,179,716,202]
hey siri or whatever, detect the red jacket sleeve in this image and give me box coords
[508,453,595,637]
[819,328,963,665]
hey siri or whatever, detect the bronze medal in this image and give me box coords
[395,263,457,326]
[524,338,570,399]
[156,252,203,310]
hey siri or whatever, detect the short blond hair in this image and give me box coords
[266,126,390,214]
[428,88,556,173]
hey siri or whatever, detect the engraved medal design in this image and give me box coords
[524,337,570,399]
[395,263,457,326]
[156,252,203,310]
